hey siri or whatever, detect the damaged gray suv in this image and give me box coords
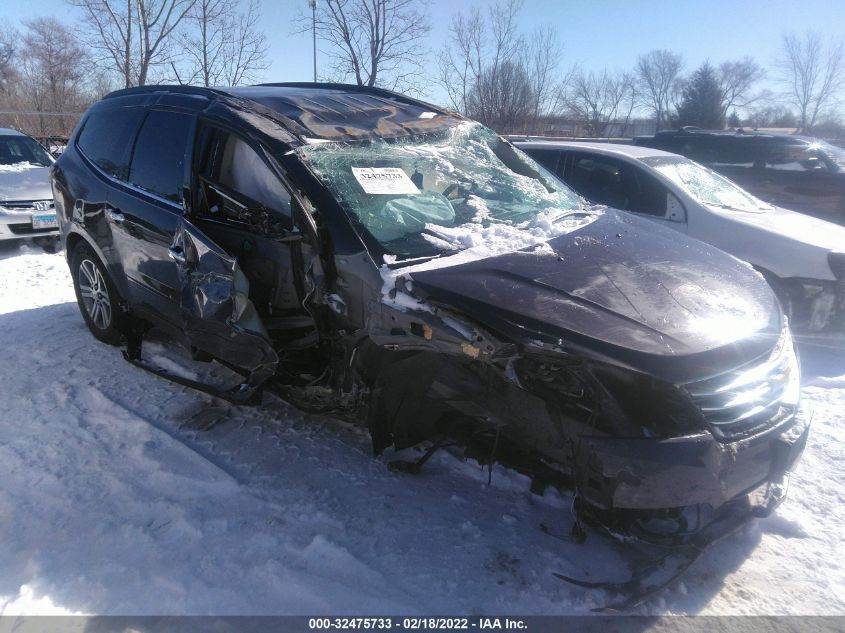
[51,84,808,555]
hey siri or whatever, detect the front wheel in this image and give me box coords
[71,243,125,345]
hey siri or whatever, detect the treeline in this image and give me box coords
[1,0,844,141]
[0,0,269,138]
[433,1,844,137]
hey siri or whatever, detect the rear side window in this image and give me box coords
[677,137,717,163]
[709,138,765,167]
[128,110,193,203]
[77,107,145,179]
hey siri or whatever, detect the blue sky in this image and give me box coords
[4,0,845,107]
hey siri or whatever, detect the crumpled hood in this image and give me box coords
[0,165,53,203]
[411,211,781,381]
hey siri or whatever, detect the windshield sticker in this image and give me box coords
[352,167,420,195]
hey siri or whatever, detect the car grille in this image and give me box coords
[682,327,800,442]
[0,200,55,213]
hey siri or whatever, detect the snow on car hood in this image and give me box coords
[406,211,781,380]
[0,164,53,202]
[701,203,845,281]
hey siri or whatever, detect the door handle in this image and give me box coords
[168,246,186,264]
[105,207,125,224]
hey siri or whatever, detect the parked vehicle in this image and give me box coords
[516,140,845,339]
[634,128,845,225]
[51,84,808,546]
[0,128,59,242]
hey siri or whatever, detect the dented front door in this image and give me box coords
[171,220,278,389]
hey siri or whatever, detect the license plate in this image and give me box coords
[32,213,58,229]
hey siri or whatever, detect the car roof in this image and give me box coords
[653,128,810,142]
[0,128,27,137]
[102,82,464,143]
[514,139,678,160]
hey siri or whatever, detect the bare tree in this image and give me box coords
[16,18,90,136]
[0,23,16,94]
[526,25,566,119]
[669,76,686,119]
[616,72,638,136]
[438,0,566,132]
[71,0,197,88]
[180,0,268,86]
[437,6,484,113]
[467,60,535,131]
[777,32,845,132]
[635,49,683,131]
[746,103,797,129]
[566,69,632,136]
[298,0,431,92]
[717,58,765,120]
[89,71,119,101]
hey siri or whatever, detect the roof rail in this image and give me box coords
[256,82,454,115]
[102,84,227,100]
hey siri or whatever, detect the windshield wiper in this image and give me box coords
[706,200,752,211]
[386,253,443,269]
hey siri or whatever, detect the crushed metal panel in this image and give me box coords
[174,221,279,387]
[225,89,464,142]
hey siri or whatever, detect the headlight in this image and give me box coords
[829,252,845,281]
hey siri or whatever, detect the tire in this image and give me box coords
[71,242,125,346]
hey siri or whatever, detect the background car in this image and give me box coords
[634,128,845,225]
[0,128,59,243]
[517,140,845,339]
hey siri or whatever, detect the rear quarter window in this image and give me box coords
[128,110,193,203]
[76,107,145,179]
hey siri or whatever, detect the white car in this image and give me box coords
[0,128,58,242]
[516,140,845,338]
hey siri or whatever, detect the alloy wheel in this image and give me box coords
[78,259,112,331]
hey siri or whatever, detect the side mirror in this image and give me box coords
[666,192,687,223]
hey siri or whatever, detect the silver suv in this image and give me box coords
[0,128,58,241]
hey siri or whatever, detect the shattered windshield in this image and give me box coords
[297,123,584,258]
[643,155,767,213]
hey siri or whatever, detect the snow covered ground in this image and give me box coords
[0,240,843,616]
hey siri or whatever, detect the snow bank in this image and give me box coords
[0,245,843,616]
[0,161,43,173]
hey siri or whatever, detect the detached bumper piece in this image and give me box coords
[558,411,809,611]
[575,409,809,535]
[557,480,784,612]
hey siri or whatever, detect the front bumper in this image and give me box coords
[0,201,59,241]
[576,406,810,514]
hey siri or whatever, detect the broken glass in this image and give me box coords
[644,156,768,213]
[297,123,583,258]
